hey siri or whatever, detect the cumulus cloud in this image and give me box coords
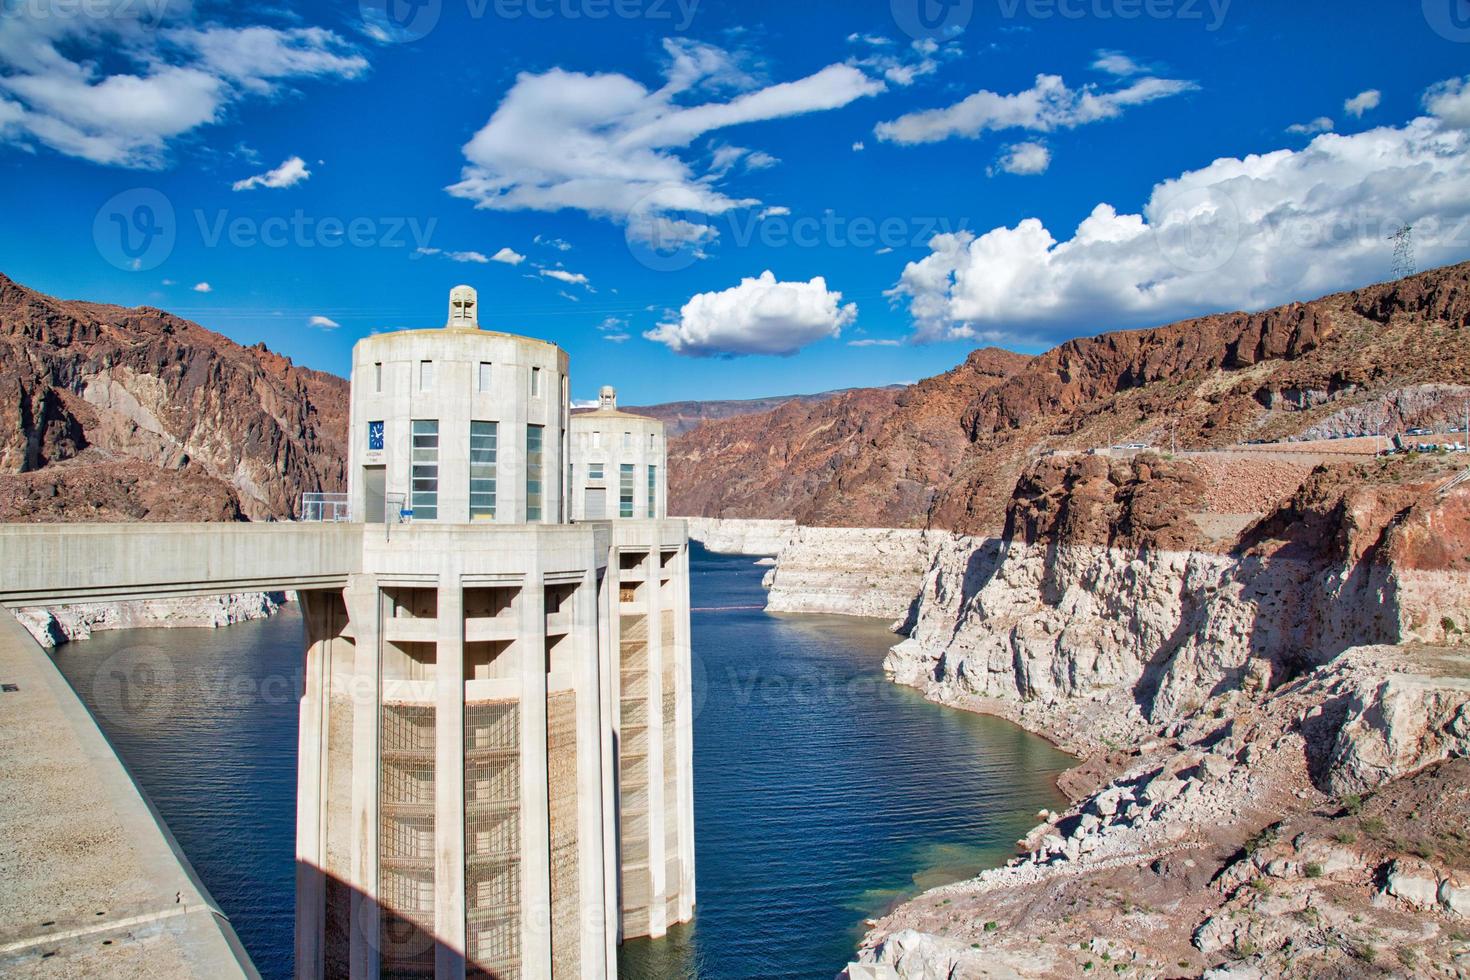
[541,268,591,287]
[0,9,367,167]
[1424,76,1470,129]
[192,281,212,293]
[991,141,1051,176]
[1091,50,1148,77]
[888,87,1470,346]
[875,73,1196,145]
[1344,89,1382,118]
[645,270,856,357]
[491,247,525,265]
[847,34,957,89]
[1286,116,1334,135]
[308,315,340,329]
[232,155,310,190]
[446,39,884,248]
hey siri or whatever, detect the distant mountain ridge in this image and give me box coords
[624,387,905,436]
[669,262,1470,533]
[0,273,348,521]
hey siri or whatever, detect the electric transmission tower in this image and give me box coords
[1390,224,1416,279]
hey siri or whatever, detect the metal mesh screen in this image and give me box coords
[466,700,520,980]
[619,612,651,919]
[548,691,579,978]
[379,703,435,978]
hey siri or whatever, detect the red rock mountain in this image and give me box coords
[0,273,348,522]
[669,262,1470,533]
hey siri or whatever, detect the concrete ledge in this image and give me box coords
[0,522,361,606]
[0,608,257,978]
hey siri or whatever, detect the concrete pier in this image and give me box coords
[0,607,257,978]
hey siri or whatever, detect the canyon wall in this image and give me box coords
[17,592,288,648]
[853,451,1470,978]
[683,516,797,555]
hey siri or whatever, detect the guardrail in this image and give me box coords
[301,492,351,523]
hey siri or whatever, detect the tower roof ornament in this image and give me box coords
[447,284,478,329]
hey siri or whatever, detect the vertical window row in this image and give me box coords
[410,420,439,521]
[526,425,544,521]
[619,463,634,518]
[646,464,657,519]
[469,421,497,521]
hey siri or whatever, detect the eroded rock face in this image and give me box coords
[761,526,937,620]
[887,455,1470,751]
[17,592,288,648]
[0,273,347,520]
[683,517,797,556]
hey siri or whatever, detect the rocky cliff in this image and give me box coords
[856,450,1470,978]
[17,593,288,648]
[0,273,348,521]
[671,263,1470,534]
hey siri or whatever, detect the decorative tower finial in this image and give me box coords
[599,385,617,410]
[447,284,478,329]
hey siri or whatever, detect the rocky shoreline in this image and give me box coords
[16,592,289,649]
[850,453,1470,978]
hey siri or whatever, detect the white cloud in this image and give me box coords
[1344,89,1382,118]
[849,338,901,347]
[876,246,894,255]
[541,268,590,287]
[1424,76,1470,129]
[416,247,492,263]
[991,140,1051,176]
[232,155,310,191]
[852,141,866,152]
[0,10,367,168]
[1286,116,1334,135]
[534,234,573,251]
[645,270,857,357]
[875,73,1196,145]
[193,281,212,293]
[308,315,340,329]
[597,316,631,342]
[491,247,525,265]
[1091,50,1147,77]
[888,88,1470,346]
[758,205,791,218]
[446,39,884,248]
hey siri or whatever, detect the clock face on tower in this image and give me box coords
[368,421,385,452]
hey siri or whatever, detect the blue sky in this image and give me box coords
[2,0,1469,404]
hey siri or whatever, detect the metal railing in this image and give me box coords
[300,492,351,522]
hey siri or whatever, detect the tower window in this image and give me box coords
[375,362,383,393]
[647,464,657,518]
[478,362,491,393]
[419,360,433,391]
[410,420,439,521]
[530,367,541,398]
[619,463,634,518]
[469,421,497,520]
[588,462,603,480]
[526,425,544,521]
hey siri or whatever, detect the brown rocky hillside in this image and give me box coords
[669,262,1470,533]
[0,273,348,522]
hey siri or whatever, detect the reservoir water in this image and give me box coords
[52,543,1071,979]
